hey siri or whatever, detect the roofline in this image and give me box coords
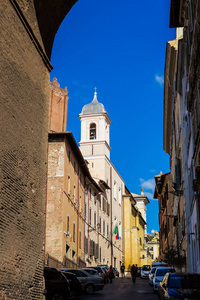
[79,112,112,125]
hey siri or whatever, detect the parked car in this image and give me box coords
[84,266,107,283]
[149,267,157,286]
[61,268,104,295]
[152,262,167,268]
[141,265,151,278]
[61,271,82,299]
[153,267,176,292]
[113,267,119,277]
[82,268,99,276]
[44,267,70,300]
[158,272,200,300]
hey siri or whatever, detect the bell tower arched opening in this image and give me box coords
[90,123,97,140]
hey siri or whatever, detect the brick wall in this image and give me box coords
[1,1,49,299]
[49,78,68,133]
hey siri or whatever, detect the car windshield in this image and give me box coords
[84,269,96,275]
[142,265,151,271]
[156,269,175,276]
[151,267,157,274]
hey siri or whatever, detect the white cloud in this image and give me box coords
[140,178,155,192]
[150,169,156,173]
[143,191,157,201]
[155,75,164,85]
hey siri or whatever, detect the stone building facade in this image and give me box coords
[154,172,177,261]
[79,92,124,270]
[162,0,200,272]
[46,132,101,268]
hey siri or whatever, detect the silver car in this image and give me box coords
[61,268,104,295]
[84,266,107,283]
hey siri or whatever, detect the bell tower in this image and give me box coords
[79,91,111,161]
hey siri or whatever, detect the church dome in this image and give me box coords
[81,92,106,115]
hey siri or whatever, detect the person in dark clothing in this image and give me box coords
[120,263,125,278]
[131,264,138,283]
[108,265,114,283]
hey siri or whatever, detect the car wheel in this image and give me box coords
[69,289,76,300]
[85,284,94,295]
[51,291,65,300]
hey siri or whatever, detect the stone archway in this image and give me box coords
[0,1,77,298]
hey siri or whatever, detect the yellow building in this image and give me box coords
[147,231,159,265]
[123,187,147,271]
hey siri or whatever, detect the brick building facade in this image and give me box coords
[1,1,77,298]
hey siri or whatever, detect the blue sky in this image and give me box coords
[50,0,176,233]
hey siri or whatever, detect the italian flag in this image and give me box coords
[114,224,119,240]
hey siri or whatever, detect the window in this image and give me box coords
[90,123,96,139]
[68,150,71,162]
[103,198,107,213]
[72,250,76,259]
[107,203,110,216]
[99,217,102,233]
[67,215,69,233]
[103,220,105,236]
[94,193,96,204]
[89,188,92,200]
[99,247,102,262]
[74,161,76,173]
[85,237,88,254]
[73,222,75,242]
[79,231,81,249]
[89,207,92,225]
[114,181,117,199]
[85,202,87,221]
[107,224,109,238]
[66,244,70,254]
[94,211,96,228]
[118,187,122,205]
[98,195,101,209]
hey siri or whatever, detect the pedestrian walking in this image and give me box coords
[131,264,138,283]
[120,263,125,278]
[108,265,114,283]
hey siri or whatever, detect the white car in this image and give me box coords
[153,267,176,292]
[148,267,157,285]
[141,265,151,278]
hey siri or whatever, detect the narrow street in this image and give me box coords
[79,277,158,300]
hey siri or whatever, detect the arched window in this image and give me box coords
[90,123,96,139]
